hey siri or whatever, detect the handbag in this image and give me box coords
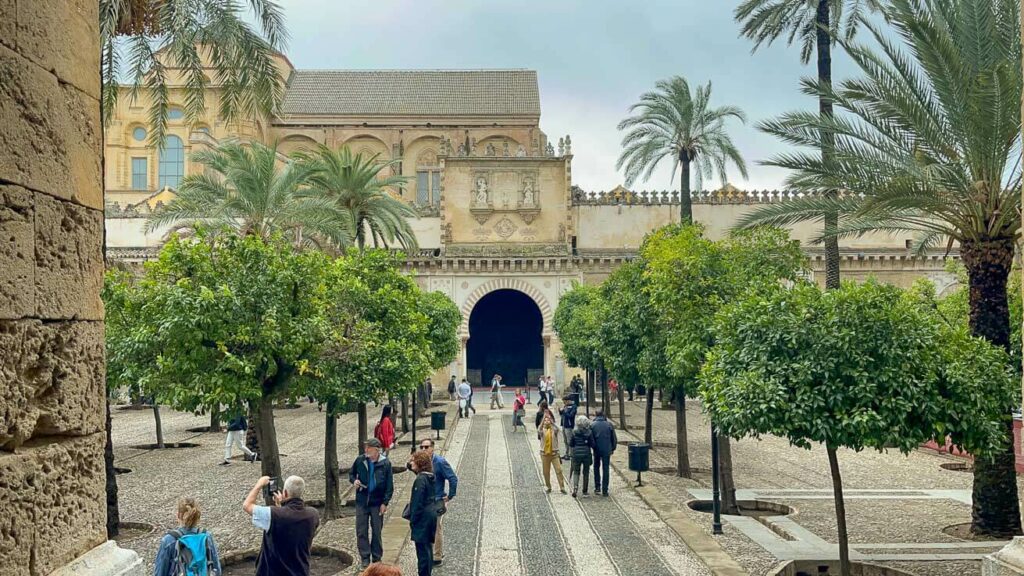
[434,500,447,517]
[401,503,411,520]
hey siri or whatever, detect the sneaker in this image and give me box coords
[560,488,567,494]
[219,461,230,466]
[603,492,609,497]
[546,487,552,493]
[433,558,443,566]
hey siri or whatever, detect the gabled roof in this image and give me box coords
[279,69,541,117]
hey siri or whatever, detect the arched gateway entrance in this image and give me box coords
[466,289,544,388]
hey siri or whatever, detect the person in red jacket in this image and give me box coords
[374,405,396,455]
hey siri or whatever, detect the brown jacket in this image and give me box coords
[537,423,561,455]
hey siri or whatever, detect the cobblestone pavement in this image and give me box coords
[397,408,711,575]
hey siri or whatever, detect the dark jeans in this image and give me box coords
[415,541,434,576]
[355,504,383,565]
[570,458,591,493]
[593,452,611,494]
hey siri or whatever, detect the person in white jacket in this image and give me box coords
[457,379,472,418]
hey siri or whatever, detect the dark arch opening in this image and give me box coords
[466,289,543,388]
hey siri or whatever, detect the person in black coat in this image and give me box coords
[407,450,438,576]
[590,409,618,496]
[348,439,394,568]
[569,415,595,497]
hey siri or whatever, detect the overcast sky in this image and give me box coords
[275,0,863,192]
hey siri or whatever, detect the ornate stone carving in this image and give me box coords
[444,243,569,258]
[558,223,566,242]
[485,142,496,156]
[494,217,517,239]
[558,137,564,156]
[521,178,536,207]
[516,145,527,157]
[439,137,451,156]
[470,137,478,156]
[441,223,453,244]
[502,141,510,157]
[564,135,572,155]
[473,175,489,206]
[457,142,467,157]
[546,142,555,156]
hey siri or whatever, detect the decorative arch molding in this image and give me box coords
[277,134,320,156]
[341,134,390,156]
[460,278,553,336]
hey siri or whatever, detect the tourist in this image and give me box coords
[221,408,257,466]
[569,374,584,404]
[447,376,456,401]
[609,378,618,400]
[457,378,472,418]
[569,416,595,498]
[466,382,477,416]
[349,438,395,569]
[418,438,458,567]
[153,497,221,576]
[559,396,578,460]
[406,450,438,576]
[546,376,557,404]
[243,475,320,576]
[538,413,567,494]
[591,409,618,497]
[537,374,546,405]
[512,389,527,431]
[361,564,402,576]
[489,374,505,409]
[374,405,396,455]
[534,400,554,429]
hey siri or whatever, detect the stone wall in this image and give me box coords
[0,1,112,574]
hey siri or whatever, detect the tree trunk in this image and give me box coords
[617,380,627,431]
[586,369,594,418]
[245,414,260,454]
[401,394,409,433]
[209,406,222,433]
[644,386,655,445]
[674,391,691,477]
[815,0,840,291]
[152,404,164,449]
[357,402,368,455]
[601,367,610,415]
[105,396,120,538]
[827,446,851,576]
[963,238,1022,537]
[679,154,693,225]
[718,435,739,515]
[324,398,341,519]
[254,393,282,492]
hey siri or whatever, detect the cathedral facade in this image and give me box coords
[103,54,958,387]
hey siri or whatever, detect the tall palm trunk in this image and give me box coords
[152,404,165,448]
[644,386,655,445]
[674,390,691,477]
[324,398,342,519]
[816,0,840,291]
[963,238,1022,537]
[679,153,693,224]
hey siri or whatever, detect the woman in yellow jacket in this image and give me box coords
[538,412,567,494]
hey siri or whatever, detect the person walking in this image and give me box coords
[546,376,557,404]
[591,409,618,497]
[447,376,456,401]
[569,375,583,405]
[374,405,396,455]
[222,408,257,465]
[419,437,457,566]
[559,397,578,461]
[512,389,527,432]
[406,450,437,576]
[569,416,594,498]
[243,475,320,576]
[538,413,567,494]
[534,400,554,429]
[153,497,222,576]
[466,382,478,416]
[456,379,472,418]
[349,438,394,569]
[489,374,505,409]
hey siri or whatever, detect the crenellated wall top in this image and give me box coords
[571,185,830,206]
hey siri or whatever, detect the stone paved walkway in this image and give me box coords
[395,409,711,575]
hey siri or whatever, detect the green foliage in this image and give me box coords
[597,261,648,389]
[553,284,603,370]
[103,269,161,398]
[146,141,353,249]
[735,0,882,64]
[701,280,1014,456]
[420,290,461,371]
[100,0,287,148]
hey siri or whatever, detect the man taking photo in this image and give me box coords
[349,438,394,569]
[243,475,319,576]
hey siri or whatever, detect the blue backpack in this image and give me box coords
[168,530,218,576]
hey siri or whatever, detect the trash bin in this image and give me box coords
[431,411,446,433]
[628,443,650,473]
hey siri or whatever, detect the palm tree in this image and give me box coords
[740,0,1022,541]
[146,141,353,249]
[298,145,419,250]
[735,0,881,291]
[100,0,287,147]
[616,77,748,224]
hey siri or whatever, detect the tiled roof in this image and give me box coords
[279,69,540,117]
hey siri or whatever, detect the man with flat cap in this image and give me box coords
[349,438,394,568]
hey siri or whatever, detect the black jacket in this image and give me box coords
[569,428,594,463]
[255,498,319,576]
[226,415,247,432]
[560,404,578,429]
[348,455,394,508]
[408,471,437,544]
[591,416,617,456]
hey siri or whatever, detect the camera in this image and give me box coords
[263,477,281,500]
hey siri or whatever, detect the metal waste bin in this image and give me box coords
[430,411,446,439]
[628,443,650,486]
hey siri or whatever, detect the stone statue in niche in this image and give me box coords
[516,145,527,157]
[485,143,496,156]
[558,223,566,242]
[441,223,453,243]
[546,142,555,156]
[502,141,510,156]
[457,143,467,157]
[440,137,450,156]
[470,137,478,156]
[474,176,489,205]
[522,179,536,206]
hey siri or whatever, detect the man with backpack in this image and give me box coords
[154,497,221,576]
[243,475,320,576]
[349,438,395,569]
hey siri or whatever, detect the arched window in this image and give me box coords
[158,135,185,189]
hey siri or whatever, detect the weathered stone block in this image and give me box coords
[0,185,34,319]
[0,320,105,450]
[0,433,107,576]
[16,0,101,98]
[50,541,143,576]
[35,193,104,320]
[0,43,102,209]
[0,0,14,51]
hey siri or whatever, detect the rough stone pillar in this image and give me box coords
[0,2,139,575]
[985,538,1024,575]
